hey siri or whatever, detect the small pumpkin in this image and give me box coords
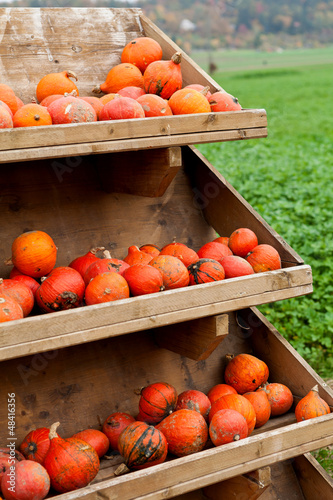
[0,447,25,483]
[197,241,233,263]
[156,409,208,457]
[228,228,258,258]
[0,295,23,322]
[99,96,145,121]
[123,245,153,266]
[143,52,182,99]
[209,409,248,446]
[43,422,100,493]
[175,389,211,420]
[36,70,79,103]
[188,258,225,285]
[138,382,178,424]
[220,255,255,279]
[36,267,85,313]
[83,250,129,285]
[206,383,237,405]
[243,390,271,428]
[149,255,189,290]
[122,264,164,296]
[160,242,199,267]
[139,243,161,258]
[0,83,19,115]
[185,84,212,100]
[208,91,242,112]
[295,384,330,422]
[11,274,40,298]
[40,94,64,107]
[10,230,57,278]
[258,382,294,417]
[117,86,146,99]
[117,421,168,470]
[1,460,50,500]
[102,412,136,451]
[121,37,163,73]
[47,95,97,124]
[208,393,256,435]
[19,427,51,464]
[79,96,104,120]
[69,246,105,279]
[246,244,282,272]
[84,272,130,305]
[168,88,211,115]
[0,106,13,128]
[71,429,110,458]
[93,63,144,95]
[0,278,34,317]
[224,353,269,394]
[13,103,52,127]
[136,94,173,117]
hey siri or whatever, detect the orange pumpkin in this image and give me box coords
[93,63,144,95]
[209,409,248,446]
[84,272,130,305]
[123,245,153,266]
[214,236,229,246]
[258,383,294,417]
[19,427,51,464]
[99,96,145,121]
[168,88,211,115]
[118,86,146,99]
[143,52,182,99]
[36,70,79,103]
[149,255,190,290]
[71,429,110,458]
[0,106,13,129]
[1,460,50,500]
[10,230,57,278]
[185,84,212,100]
[208,393,256,435]
[40,94,64,107]
[138,382,178,424]
[208,91,242,112]
[228,228,259,258]
[175,390,211,421]
[156,409,208,457]
[0,83,19,114]
[102,412,136,451]
[0,296,24,322]
[118,421,168,470]
[220,255,255,279]
[224,353,269,394]
[13,103,52,127]
[99,93,119,105]
[36,267,85,313]
[188,258,225,285]
[206,383,237,405]
[0,278,34,317]
[122,264,164,296]
[121,37,163,73]
[136,94,173,117]
[197,241,233,263]
[295,384,330,422]
[79,96,104,120]
[47,95,97,124]
[83,251,129,285]
[243,390,271,428]
[11,274,40,298]
[246,244,282,272]
[69,247,105,279]
[160,242,199,267]
[139,243,161,258]
[0,99,13,117]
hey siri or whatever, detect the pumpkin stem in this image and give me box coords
[225,353,234,364]
[34,115,40,121]
[64,90,78,98]
[200,86,210,96]
[92,84,102,95]
[66,70,78,81]
[102,250,112,259]
[91,246,105,255]
[171,52,182,65]
[31,97,37,104]
[49,421,61,440]
[4,258,13,266]
[114,463,130,476]
[311,384,319,393]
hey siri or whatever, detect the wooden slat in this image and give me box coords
[0,267,312,361]
[46,415,333,500]
[293,453,333,500]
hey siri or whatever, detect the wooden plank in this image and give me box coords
[203,467,271,500]
[154,314,229,360]
[293,453,333,499]
[259,461,305,500]
[0,269,312,361]
[0,109,267,157]
[45,415,333,500]
[95,147,182,197]
[183,146,304,266]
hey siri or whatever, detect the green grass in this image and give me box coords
[195,61,333,380]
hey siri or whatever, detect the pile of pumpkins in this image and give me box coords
[0,36,242,129]
[1,353,330,499]
[0,227,282,323]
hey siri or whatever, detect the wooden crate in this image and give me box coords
[0,7,267,162]
[0,145,312,361]
[1,307,332,499]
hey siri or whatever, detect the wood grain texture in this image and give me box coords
[293,453,333,499]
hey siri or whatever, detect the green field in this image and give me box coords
[192,51,333,473]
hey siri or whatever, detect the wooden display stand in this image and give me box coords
[0,7,332,499]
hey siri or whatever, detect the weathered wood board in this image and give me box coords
[0,8,267,161]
